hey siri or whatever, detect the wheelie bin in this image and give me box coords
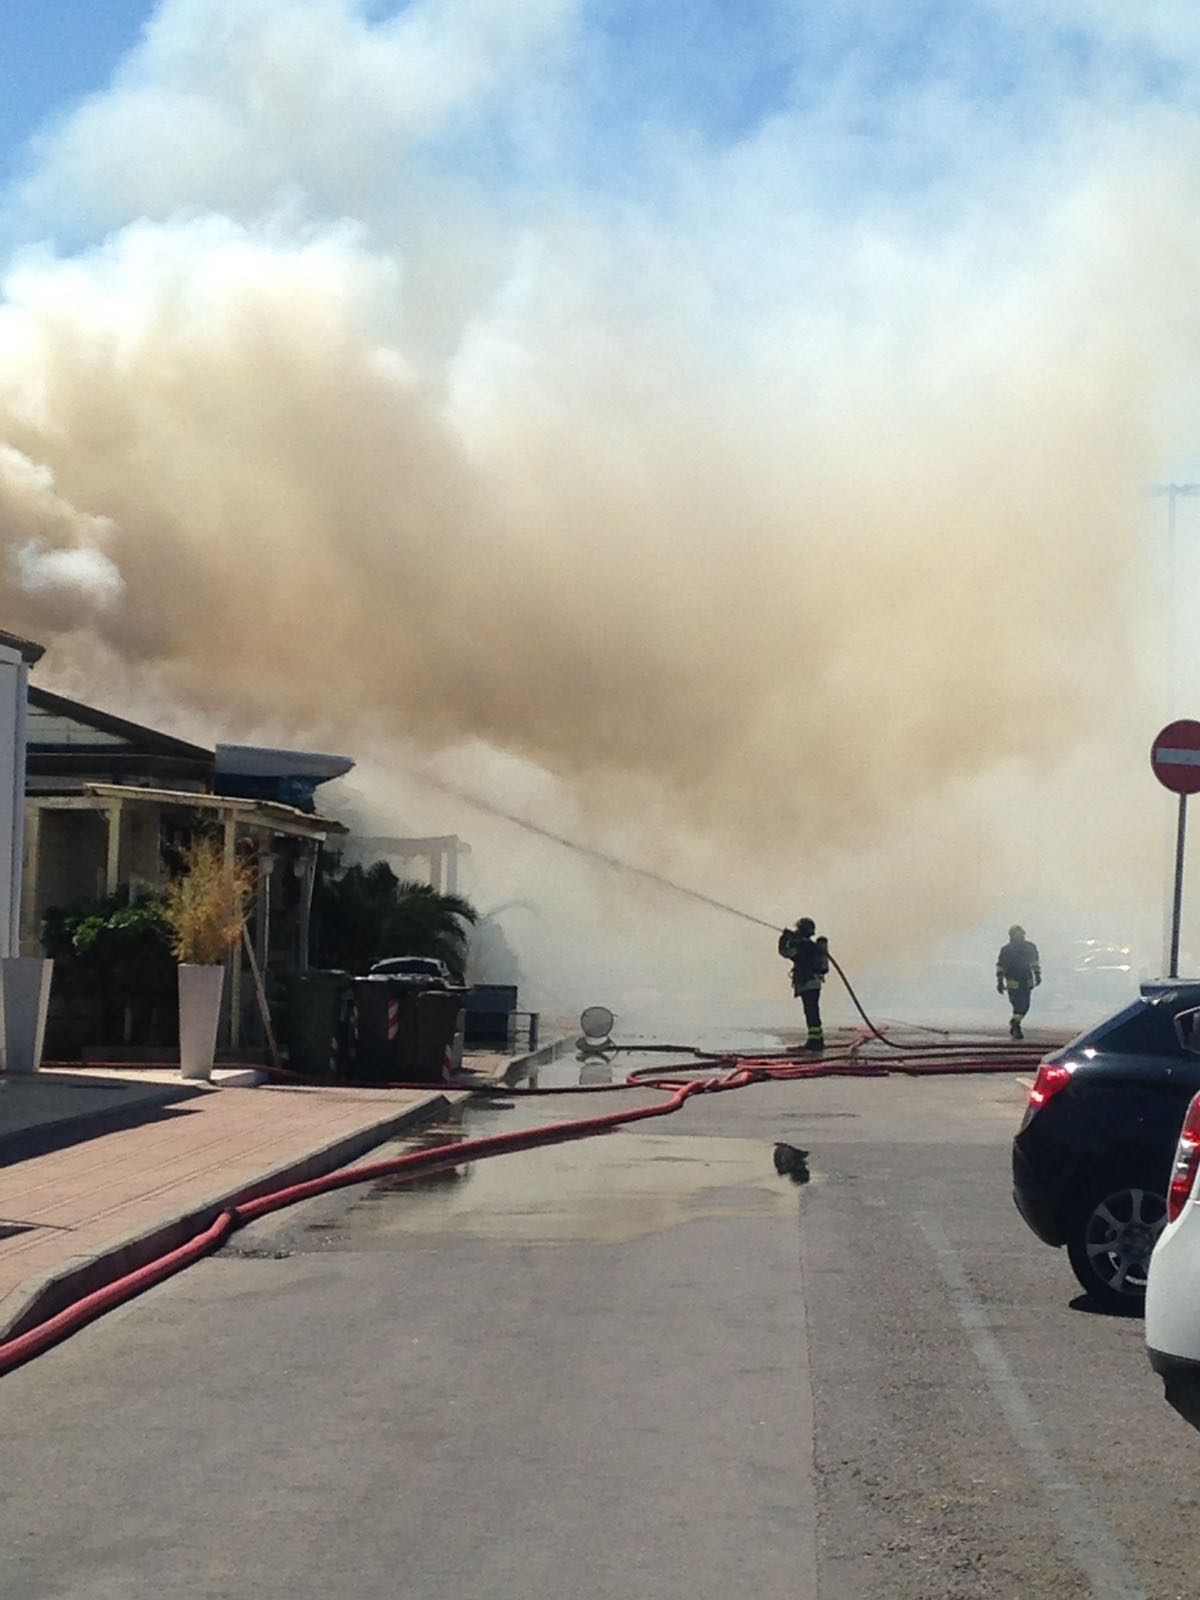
[285,969,354,1076]
[351,973,467,1083]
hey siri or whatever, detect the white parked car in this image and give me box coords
[1145,1074,1200,1420]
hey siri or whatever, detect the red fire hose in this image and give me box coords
[0,1040,1045,1378]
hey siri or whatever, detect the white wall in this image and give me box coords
[0,643,31,959]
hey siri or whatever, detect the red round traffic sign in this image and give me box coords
[1152,721,1200,794]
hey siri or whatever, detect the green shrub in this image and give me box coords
[42,895,178,1045]
[315,859,476,978]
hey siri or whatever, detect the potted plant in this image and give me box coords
[163,836,252,1082]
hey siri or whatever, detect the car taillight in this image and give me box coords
[1168,1095,1200,1222]
[1027,1062,1075,1111]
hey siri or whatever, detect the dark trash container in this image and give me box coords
[464,983,519,1047]
[351,974,467,1084]
[285,969,354,1077]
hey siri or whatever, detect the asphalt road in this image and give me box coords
[2,1058,1198,1599]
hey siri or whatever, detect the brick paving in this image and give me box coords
[0,1057,514,1321]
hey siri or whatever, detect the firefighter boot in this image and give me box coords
[1009,1016,1023,1041]
[806,1028,825,1053]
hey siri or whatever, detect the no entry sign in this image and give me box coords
[1153,719,1200,978]
[1152,721,1200,795]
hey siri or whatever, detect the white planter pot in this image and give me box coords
[0,957,53,1075]
[178,963,225,1082]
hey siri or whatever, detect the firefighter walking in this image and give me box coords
[779,917,830,1051]
[996,924,1041,1040]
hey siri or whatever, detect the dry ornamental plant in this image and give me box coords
[163,835,253,966]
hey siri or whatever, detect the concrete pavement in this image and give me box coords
[8,1049,1168,1599]
[2,1060,1179,1600]
[0,1050,534,1343]
[0,1060,819,1600]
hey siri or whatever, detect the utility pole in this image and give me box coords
[1151,486,1200,976]
[1152,482,1200,714]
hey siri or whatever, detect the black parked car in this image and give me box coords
[1013,983,1200,1312]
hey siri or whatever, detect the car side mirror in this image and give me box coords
[1175,1007,1200,1055]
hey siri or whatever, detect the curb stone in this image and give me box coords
[0,1089,462,1344]
[502,1035,574,1080]
[0,1037,576,1345]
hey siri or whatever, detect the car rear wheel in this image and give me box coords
[1066,1179,1167,1313]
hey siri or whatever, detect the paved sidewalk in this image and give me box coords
[0,1053,524,1341]
[0,1070,205,1150]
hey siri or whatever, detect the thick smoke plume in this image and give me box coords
[3,0,1200,1013]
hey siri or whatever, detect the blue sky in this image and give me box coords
[1,0,808,197]
[0,1,153,185]
[3,0,1193,215]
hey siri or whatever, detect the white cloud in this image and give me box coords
[14,543,125,608]
[19,0,579,234]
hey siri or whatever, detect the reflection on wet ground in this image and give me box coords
[297,1043,805,1250]
[526,1031,786,1091]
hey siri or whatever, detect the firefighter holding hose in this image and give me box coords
[779,917,830,1052]
[996,924,1041,1041]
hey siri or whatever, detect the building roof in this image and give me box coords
[28,686,213,761]
[25,689,352,834]
[0,628,45,665]
[27,782,345,839]
[215,745,354,781]
[214,742,355,815]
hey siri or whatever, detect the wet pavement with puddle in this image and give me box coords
[238,1042,815,1255]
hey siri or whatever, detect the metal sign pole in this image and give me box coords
[1151,721,1200,980]
[1171,792,1189,979]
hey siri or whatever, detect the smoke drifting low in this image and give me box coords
[2,0,1199,1008]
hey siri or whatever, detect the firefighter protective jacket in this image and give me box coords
[779,930,829,992]
[996,938,1041,988]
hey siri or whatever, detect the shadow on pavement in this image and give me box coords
[1157,1367,1200,1434]
[0,1095,202,1167]
[1068,1291,1143,1320]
